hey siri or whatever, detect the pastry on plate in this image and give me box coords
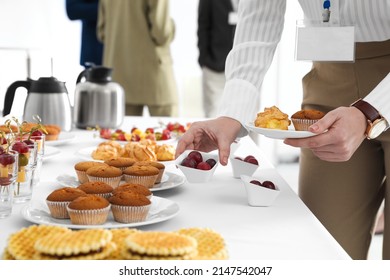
[254,106,291,130]
[291,109,325,131]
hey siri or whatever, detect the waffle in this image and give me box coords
[122,231,197,260]
[106,228,138,260]
[177,228,229,260]
[2,248,15,260]
[7,225,70,260]
[34,228,115,260]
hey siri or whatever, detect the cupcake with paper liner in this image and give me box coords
[77,181,114,199]
[86,165,123,188]
[113,183,152,199]
[133,161,165,184]
[108,191,151,223]
[67,194,111,225]
[74,161,109,184]
[104,157,136,172]
[291,109,325,131]
[123,165,159,188]
[46,187,87,219]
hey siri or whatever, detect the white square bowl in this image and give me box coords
[175,150,219,183]
[240,175,280,207]
[230,156,259,178]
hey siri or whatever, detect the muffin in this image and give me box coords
[77,181,114,199]
[104,157,136,172]
[86,165,123,188]
[108,191,151,223]
[113,183,152,199]
[46,187,87,219]
[67,194,111,225]
[133,161,165,184]
[43,124,61,141]
[74,161,108,184]
[123,165,160,188]
[291,109,325,131]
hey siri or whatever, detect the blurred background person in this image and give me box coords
[197,0,237,118]
[97,0,178,117]
[66,0,103,66]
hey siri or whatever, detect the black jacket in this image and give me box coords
[197,0,236,72]
[66,0,103,66]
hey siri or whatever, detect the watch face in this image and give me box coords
[368,119,388,139]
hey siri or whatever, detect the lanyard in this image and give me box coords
[322,0,331,22]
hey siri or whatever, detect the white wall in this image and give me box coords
[0,0,310,164]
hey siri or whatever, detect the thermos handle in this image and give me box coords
[76,69,88,84]
[3,80,31,116]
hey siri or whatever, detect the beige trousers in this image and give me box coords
[299,39,390,259]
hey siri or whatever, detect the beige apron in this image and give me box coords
[300,39,390,259]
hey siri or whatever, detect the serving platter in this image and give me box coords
[56,171,185,192]
[245,122,316,140]
[46,132,76,146]
[75,145,175,165]
[21,196,180,229]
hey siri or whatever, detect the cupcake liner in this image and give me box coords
[291,118,318,131]
[123,174,158,188]
[155,169,165,184]
[75,170,89,184]
[94,192,112,199]
[87,175,122,188]
[111,204,151,223]
[46,200,71,219]
[67,204,111,225]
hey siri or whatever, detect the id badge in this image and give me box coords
[295,22,355,62]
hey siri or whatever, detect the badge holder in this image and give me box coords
[295,20,355,62]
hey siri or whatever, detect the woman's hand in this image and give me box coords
[175,117,242,165]
[284,107,367,162]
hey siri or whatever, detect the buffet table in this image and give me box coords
[0,116,350,260]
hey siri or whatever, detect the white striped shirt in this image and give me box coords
[218,0,390,130]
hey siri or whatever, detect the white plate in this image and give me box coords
[21,196,180,229]
[56,171,185,192]
[246,122,316,140]
[43,146,61,160]
[46,132,76,146]
[99,136,177,145]
[75,146,175,165]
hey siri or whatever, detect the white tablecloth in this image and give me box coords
[0,116,350,260]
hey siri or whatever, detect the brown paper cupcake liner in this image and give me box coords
[291,118,318,131]
[75,170,89,184]
[111,204,151,223]
[123,174,158,188]
[46,200,71,219]
[87,175,122,188]
[67,205,111,225]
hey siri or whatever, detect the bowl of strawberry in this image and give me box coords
[175,150,218,183]
[240,175,280,207]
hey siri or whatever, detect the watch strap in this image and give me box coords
[351,99,380,123]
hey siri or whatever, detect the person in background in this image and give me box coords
[197,0,237,118]
[176,0,390,260]
[66,0,103,66]
[97,0,178,117]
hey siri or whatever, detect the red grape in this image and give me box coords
[0,153,16,166]
[196,162,211,170]
[205,158,217,168]
[12,142,29,154]
[261,181,276,190]
[245,157,259,165]
[187,151,203,164]
[181,157,197,168]
[249,180,262,186]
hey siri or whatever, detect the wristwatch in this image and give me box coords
[351,99,389,139]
